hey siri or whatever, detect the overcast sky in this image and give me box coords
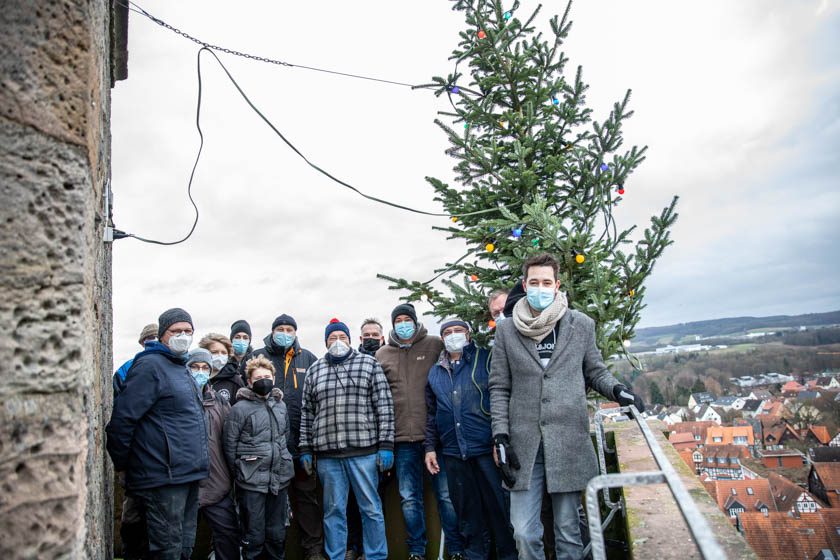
[111,0,840,365]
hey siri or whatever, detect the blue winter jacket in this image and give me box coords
[107,341,209,490]
[424,342,493,459]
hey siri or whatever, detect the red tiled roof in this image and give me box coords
[705,425,755,446]
[708,478,776,518]
[809,425,832,445]
[669,421,716,441]
[813,463,840,492]
[768,472,824,512]
[599,401,620,410]
[668,432,697,445]
[738,510,840,560]
[781,381,805,392]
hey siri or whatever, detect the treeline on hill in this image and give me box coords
[612,343,840,408]
[632,310,840,347]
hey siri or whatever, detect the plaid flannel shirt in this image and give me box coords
[299,351,395,456]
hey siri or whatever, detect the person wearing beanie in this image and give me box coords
[251,314,324,559]
[299,318,395,560]
[224,355,295,560]
[425,319,516,560]
[375,305,464,560]
[107,309,208,560]
[199,333,245,406]
[230,318,253,368]
[111,321,159,560]
[489,254,644,559]
[186,349,239,560]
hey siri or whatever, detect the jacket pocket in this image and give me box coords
[279,447,295,485]
[236,455,264,483]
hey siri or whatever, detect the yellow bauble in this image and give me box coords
[575,254,585,264]
[486,243,495,253]
[451,216,458,223]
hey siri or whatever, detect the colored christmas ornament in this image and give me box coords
[629,289,635,297]
[488,226,495,232]
[600,163,609,172]
[489,319,497,329]
[470,274,478,282]
[451,216,458,223]
[503,11,512,21]
[477,30,487,39]
[464,123,469,129]
[485,243,495,253]
[499,120,508,129]
[623,339,631,348]
[617,187,625,195]
[512,228,522,238]
[552,97,560,105]
[532,238,540,247]
[450,85,460,94]
[575,253,585,264]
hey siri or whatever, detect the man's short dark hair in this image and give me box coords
[522,253,559,280]
[360,318,384,334]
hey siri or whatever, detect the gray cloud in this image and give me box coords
[111,1,840,365]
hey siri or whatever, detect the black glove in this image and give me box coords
[494,434,520,487]
[613,385,645,413]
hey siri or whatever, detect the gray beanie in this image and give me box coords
[187,348,212,369]
[158,308,194,338]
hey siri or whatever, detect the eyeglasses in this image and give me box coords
[190,365,211,373]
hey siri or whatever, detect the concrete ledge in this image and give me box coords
[607,419,756,559]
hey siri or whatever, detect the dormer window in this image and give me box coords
[731,488,737,496]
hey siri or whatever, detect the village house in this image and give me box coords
[705,425,755,447]
[809,462,840,508]
[736,509,840,559]
[695,404,723,424]
[696,445,754,480]
[688,391,716,409]
[748,389,773,401]
[768,472,824,514]
[781,380,806,397]
[703,478,776,523]
[830,432,840,448]
[758,449,806,469]
[669,421,717,445]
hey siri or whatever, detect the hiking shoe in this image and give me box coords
[344,552,359,560]
[409,555,424,560]
[450,554,466,560]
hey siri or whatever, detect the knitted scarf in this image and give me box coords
[513,291,568,342]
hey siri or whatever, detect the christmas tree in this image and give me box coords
[379,0,678,360]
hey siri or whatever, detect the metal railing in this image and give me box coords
[585,406,726,560]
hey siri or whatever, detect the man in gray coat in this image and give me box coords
[489,253,644,560]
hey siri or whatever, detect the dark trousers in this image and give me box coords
[133,481,200,560]
[542,492,556,560]
[444,453,517,560]
[200,495,240,560]
[238,487,289,560]
[121,492,149,560]
[288,464,324,555]
[347,469,392,552]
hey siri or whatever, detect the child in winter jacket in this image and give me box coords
[223,355,295,560]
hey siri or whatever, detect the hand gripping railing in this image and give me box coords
[585,406,726,560]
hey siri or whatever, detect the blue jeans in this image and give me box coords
[509,446,583,560]
[317,454,387,560]
[396,442,463,555]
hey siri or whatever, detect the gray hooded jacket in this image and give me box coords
[222,387,294,495]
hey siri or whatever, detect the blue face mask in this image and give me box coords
[232,339,249,355]
[394,321,416,340]
[526,286,556,311]
[191,370,209,389]
[273,332,296,348]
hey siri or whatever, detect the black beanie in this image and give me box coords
[158,308,194,338]
[391,303,418,326]
[272,314,298,331]
[230,319,252,340]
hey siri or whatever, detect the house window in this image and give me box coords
[694,435,701,441]
[693,453,702,462]
[734,436,748,444]
[730,458,740,465]
[718,458,726,464]
[713,436,723,443]
[731,488,737,496]
[747,487,754,495]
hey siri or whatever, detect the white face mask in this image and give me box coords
[210,353,228,371]
[167,333,192,354]
[444,332,468,354]
[328,339,351,358]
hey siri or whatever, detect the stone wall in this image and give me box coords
[0,1,114,558]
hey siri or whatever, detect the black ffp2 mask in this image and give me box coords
[362,338,382,353]
[252,378,273,396]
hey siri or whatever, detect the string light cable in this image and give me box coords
[112,2,511,244]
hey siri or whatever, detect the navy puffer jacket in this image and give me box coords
[106,342,209,490]
[424,342,494,459]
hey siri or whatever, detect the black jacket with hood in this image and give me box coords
[251,335,317,457]
[210,358,245,405]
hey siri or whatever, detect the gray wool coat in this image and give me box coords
[489,309,621,493]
